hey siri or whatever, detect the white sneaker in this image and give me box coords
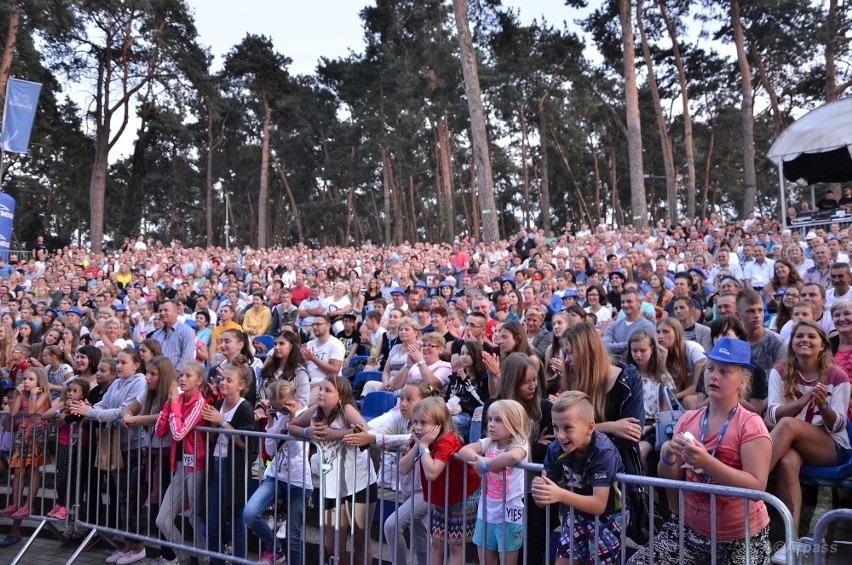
[105,551,126,564]
[275,520,288,539]
[771,543,786,565]
[116,548,146,565]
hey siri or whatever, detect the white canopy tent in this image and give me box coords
[767,97,852,227]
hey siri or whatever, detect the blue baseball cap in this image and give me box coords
[707,337,755,370]
[562,289,579,299]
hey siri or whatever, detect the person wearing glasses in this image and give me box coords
[300,315,345,406]
[388,332,452,395]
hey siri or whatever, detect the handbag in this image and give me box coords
[620,443,651,545]
[95,427,124,471]
[655,384,686,451]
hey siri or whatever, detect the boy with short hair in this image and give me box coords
[531,391,625,565]
[8,344,31,386]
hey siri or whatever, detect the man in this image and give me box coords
[297,284,326,336]
[715,292,738,319]
[606,271,626,312]
[151,300,196,370]
[289,273,310,306]
[735,290,782,415]
[707,248,744,283]
[780,283,835,340]
[804,245,832,288]
[816,189,839,211]
[743,244,774,293]
[826,262,852,307]
[194,293,217,327]
[786,244,814,279]
[268,290,298,336]
[603,288,656,357]
[301,315,345,405]
[380,289,408,328]
[360,310,386,362]
[523,306,552,361]
[334,313,361,360]
[450,311,494,362]
[471,296,498,341]
[671,296,712,351]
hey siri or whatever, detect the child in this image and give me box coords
[290,376,376,565]
[201,355,256,565]
[46,377,91,524]
[457,399,530,565]
[154,360,208,565]
[244,380,312,565]
[531,391,626,565]
[8,344,32,385]
[344,381,435,565]
[626,330,677,463]
[0,367,51,520]
[40,345,74,402]
[399,396,480,565]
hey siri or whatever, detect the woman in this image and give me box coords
[348,280,365,319]
[193,310,212,364]
[373,308,403,373]
[387,331,452,394]
[766,259,804,310]
[259,329,310,407]
[646,273,674,319]
[444,340,488,441]
[584,283,612,333]
[544,312,570,395]
[372,314,417,393]
[482,319,543,399]
[628,337,772,564]
[326,282,353,334]
[364,279,383,309]
[767,320,850,563]
[768,286,801,333]
[657,317,706,410]
[16,321,38,346]
[832,300,852,376]
[210,329,262,404]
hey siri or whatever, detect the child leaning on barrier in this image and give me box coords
[457,399,530,565]
[531,391,626,565]
[399,396,480,565]
[289,375,377,565]
[244,379,312,565]
[344,381,436,565]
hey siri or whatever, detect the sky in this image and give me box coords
[185,0,585,75]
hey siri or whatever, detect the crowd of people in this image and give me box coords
[0,204,850,565]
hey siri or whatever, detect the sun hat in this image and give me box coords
[707,337,755,370]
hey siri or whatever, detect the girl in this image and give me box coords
[1,367,51,519]
[70,348,148,564]
[458,399,530,565]
[210,329,262,403]
[657,317,706,410]
[259,329,309,407]
[444,340,489,442]
[138,338,163,364]
[626,330,676,463]
[645,273,674,319]
[399,396,480,565]
[121,356,177,565]
[41,345,73,402]
[244,380,312,565]
[201,356,256,565]
[290,376,376,565]
[155,361,208,565]
[345,381,435,565]
[46,377,90,523]
[544,312,570,395]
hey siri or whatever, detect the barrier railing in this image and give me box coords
[0,413,804,565]
[812,508,852,565]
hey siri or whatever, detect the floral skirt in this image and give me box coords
[10,438,50,468]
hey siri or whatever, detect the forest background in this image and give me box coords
[0,0,849,251]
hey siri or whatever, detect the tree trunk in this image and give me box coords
[730,0,757,218]
[275,160,304,243]
[426,67,456,241]
[658,0,697,222]
[590,137,602,225]
[206,104,215,247]
[536,94,552,235]
[452,0,498,242]
[519,106,530,227]
[382,147,392,245]
[258,91,271,248]
[470,160,480,238]
[619,0,648,228]
[0,1,19,109]
[702,107,718,221]
[607,141,625,226]
[637,0,677,223]
[750,41,783,135]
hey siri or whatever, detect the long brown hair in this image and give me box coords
[314,375,355,427]
[782,320,834,400]
[562,323,611,422]
[143,356,177,415]
[658,317,689,390]
[499,353,542,423]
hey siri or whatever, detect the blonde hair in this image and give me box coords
[24,366,51,400]
[266,379,296,403]
[420,332,446,349]
[552,390,595,422]
[411,396,455,449]
[486,399,531,452]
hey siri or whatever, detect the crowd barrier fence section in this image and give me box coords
[812,508,852,565]
[0,415,803,565]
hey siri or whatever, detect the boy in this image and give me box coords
[335,312,361,361]
[531,391,625,565]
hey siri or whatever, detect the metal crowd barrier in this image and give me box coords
[812,508,852,565]
[0,413,804,565]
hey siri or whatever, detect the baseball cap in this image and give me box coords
[707,337,755,370]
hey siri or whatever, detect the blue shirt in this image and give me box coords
[152,321,196,370]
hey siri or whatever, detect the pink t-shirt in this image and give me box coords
[674,407,771,539]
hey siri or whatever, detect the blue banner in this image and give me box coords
[1,78,41,154]
[0,193,14,261]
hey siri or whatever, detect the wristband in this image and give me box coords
[660,456,676,467]
[481,461,488,474]
[419,447,429,456]
[303,427,309,438]
[818,406,830,415]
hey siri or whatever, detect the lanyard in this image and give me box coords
[698,404,738,483]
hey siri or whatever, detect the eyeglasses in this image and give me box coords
[464,321,483,329]
[420,344,438,350]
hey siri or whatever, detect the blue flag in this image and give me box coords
[1,78,42,154]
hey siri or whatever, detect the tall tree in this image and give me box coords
[729,0,757,218]
[222,34,291,249]
[452,0,498,242]
[618,0,648,228]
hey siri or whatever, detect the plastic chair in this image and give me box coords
[348,355,369,368]
[356,343,369,356]
[469,406,484,442]
[353,370,383,389]
[800,420,852,510]
[361,391,397,421]
[252,334,275,354]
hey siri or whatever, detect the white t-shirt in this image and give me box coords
[306,335,345,384]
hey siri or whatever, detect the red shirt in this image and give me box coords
[420,432,480,506]
[290,284,310,306]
